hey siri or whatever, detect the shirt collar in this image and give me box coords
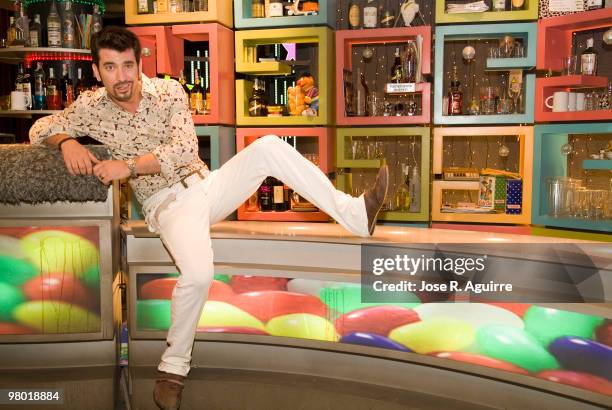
[92,73,158,106]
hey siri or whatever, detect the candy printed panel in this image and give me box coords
[136,273,611,396]
[0,227,101,335]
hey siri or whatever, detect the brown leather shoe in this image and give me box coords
[364,164,389,235]
[153,371,185,410]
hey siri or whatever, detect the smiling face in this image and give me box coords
[92,48,142,105]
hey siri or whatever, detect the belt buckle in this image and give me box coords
[179,170,204,188]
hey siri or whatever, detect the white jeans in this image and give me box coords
[154,135,370,376]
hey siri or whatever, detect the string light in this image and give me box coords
[24,0,106,13]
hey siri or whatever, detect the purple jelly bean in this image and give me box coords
[549,336,612,380]
[341,332,412,352]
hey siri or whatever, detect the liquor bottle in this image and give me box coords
[75,67,87,99]
[447,60,463,115]
[138,0,150,13]
[205,83,211,113]
[273,178,287,212]
[493,0,506,11]
[46,67,62,110]
[189,69,205,114]
[7,17,16,46]
[394,164,410,211]
[245,192,259,212]
[47,1,62,48]
[403,42,417,83]
[248,78,268,117]
[380,0,394,28]
[409,164,420,212]
[62,0,76,49]
[348,0,360,29]
[363,0,378,29]
[580,38,598,76]
[61,63,74,108]
[178,69,190,96]
[356,68,368,116]
[15,63,29,105]
[390,48,403,83]
[13,0,29,47]
[28,14,41,48]
[258,177,273,212]
[251,0,265,17]
[157,0,169,13]
[33,62,46,109]
[92,5,103,34]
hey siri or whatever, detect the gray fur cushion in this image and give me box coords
[0,144,112,205]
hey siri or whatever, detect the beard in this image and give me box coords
[111,82,133,101]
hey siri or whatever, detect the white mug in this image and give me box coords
[545,91,569,112]
[576,93,586,111]
[567,92,577,111]
[10,91,27,111]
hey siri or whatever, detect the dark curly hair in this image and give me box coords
[91,26,141,66]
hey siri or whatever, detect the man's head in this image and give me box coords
[91,26,142,103]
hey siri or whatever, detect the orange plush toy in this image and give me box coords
[287,84,306,116]
[297,73,319,116]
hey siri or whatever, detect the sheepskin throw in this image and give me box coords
[0,144,111,205]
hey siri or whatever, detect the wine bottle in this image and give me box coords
[92,5,103,34]
[363,0,378,29]
[61,63,74,108]
[390,48,403,83]
[46,67,62,110]
[47,1,62,48]
[273,178,286,212]
[62,0,76,49]
[259,177,273,211]
[348,0,360,29]
[580,38,598,76]
[28,14,41,48]
[75,67,87,99]
[33,62,46,109]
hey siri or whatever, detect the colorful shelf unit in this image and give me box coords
[536,8,612,73]
[124,0,233,28]
[535,75,610,122]
[235,128,333,222]
[171,24,235,125]
[434,23,537,125]
[335,27,432,126]
[336,127,430,222]
[129,24,235,125]
[128,126,235,220]
[234,0,336,29]
[432,126,534,224]
[435,0,538,23]
[532,123,612,233]
[235,27,334,126]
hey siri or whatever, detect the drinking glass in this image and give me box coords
[562,56,577,76]
[513,43,525,58]
[480,86,499,115]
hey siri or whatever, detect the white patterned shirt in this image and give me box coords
[29,73,210,208]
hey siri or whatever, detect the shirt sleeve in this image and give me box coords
[151,80,200,182]
[29,92,93,145]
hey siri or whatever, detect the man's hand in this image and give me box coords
[93,160,130,185]
[60,139,100,176]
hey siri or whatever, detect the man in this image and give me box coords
[30,26,388,410]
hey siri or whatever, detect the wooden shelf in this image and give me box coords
[434,23,537,125]
[335,27,432,126]
[235,129,334,222]
[435,0,539,24]
[124,0,233,28]
[582,159,612,170]
[336,127,430,223]
[536,75,609,89]
[537,8,612,71]
[234,0,336,29]
[532,123,612,233]
[485,57,533,71]
[237,61,292,76]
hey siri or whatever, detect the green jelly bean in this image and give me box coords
[137,299,172,330]
[0,282,24,322]
[0,255,38,286]
[524,306,604,347]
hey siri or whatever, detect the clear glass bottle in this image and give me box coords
[248,78,267,116]
[14,0,28,47]
[7,17,16,46]
[402,42,417,83]
[394,164,411,211]
[62,0,76,49]
[47,1,62,48]
[92,5,103,34]
[409,164,420,212]
[33,62,46,109]
[580,38,598,76]
[363,0,378,29]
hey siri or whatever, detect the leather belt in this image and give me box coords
[178,169,206,188]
